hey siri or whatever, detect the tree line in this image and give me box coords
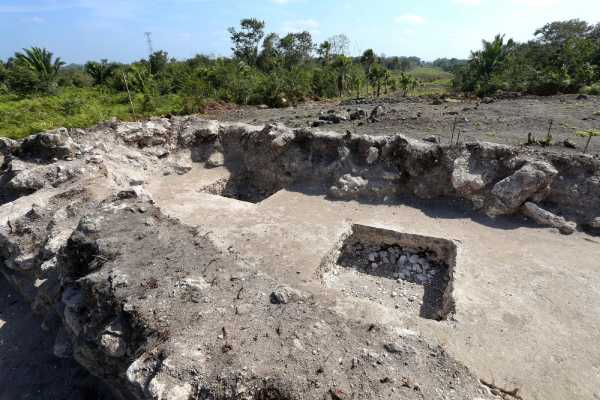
[1,18,598,110]
[455,19,600,96]
[0,19,419,111]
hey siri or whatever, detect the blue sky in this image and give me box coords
[2,0,600,64]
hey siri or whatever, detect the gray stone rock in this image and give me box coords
[329,174,369,199]
[366,147,379,164]
[271,286,305,304]
[319,110,350,124]
[206,151,225,168]
[350,109,367,120]
[522,202,576,235]
[490,161,558,215]
[423,135,439,144]
[19,128,78,160]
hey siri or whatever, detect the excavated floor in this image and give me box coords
[146,164,600,400]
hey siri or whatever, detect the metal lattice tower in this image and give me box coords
[144,32,154,57]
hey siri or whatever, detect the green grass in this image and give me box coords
[0,87,185,139]
[389,67,454,97]
[407,67,453,83]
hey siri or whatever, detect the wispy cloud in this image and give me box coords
[394,14,426,25]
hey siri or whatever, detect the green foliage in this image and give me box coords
[149,51,169,75]
[58,66,94,88]
[398,72,418,97]
[85,59,118,85]
[228,18,265,66]
[580,82,600,95]
[368,63,387,97]
[360,49,377,75]
[278,31,314,68]
[456,20,600,96]
[332,55,352,96]
[408,67,452,83]
[15,47,65,81]
[10,47,65,94]
[0,88,184,139]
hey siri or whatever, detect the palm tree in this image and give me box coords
[85,59,117,85]
[368,63,387,97]
[347,65,365,98]
[14,47,65,83]
[468,34,514,95]
[332,55,352,96]
[360,49,377,74]
[318,41,332,65]
[398,72,418,97]
[360,49,377,94]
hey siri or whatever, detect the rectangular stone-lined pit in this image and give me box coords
[321,224,457,320]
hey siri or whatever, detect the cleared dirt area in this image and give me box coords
[205,94,600,154]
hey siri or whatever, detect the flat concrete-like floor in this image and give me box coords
[147,165,600,400]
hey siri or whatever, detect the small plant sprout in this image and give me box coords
[576,129,600,154]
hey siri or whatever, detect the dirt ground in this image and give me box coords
[148,166,600,400]
[205,93,600,155]
[0,277,113,400]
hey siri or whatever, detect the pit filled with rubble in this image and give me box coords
[1,116,600,400]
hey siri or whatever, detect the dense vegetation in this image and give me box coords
[455,19,600,96]
[0,19,427,138]
[1,18,598,139]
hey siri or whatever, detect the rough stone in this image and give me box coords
[489,161,558,215]
[366,147,379,164]
[522,202,577,235]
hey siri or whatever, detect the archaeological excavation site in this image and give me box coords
[1,112,600,400]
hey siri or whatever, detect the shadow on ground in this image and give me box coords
[0,276,113,400]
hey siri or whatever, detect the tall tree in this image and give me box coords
[360,49,377,74]
[257,33,280,71]
[368,63,387,97]
[278,31,313,68]
[149,50,169,75]
[318,41,332,65]
[535,19,592,44]
[332,55,352,96]
[228,18,265,66]
[14,47,65,83]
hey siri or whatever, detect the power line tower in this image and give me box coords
[144,32,154,57]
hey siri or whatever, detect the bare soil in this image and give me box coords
[205,93,600,155]
[0,277,113,400]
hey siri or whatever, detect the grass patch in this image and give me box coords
[0,87,185,139]
[407,67,453,83]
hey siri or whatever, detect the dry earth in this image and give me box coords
[0,109,599,400]
[205,94,600,154]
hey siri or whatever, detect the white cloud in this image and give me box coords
[394,14,426,25]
